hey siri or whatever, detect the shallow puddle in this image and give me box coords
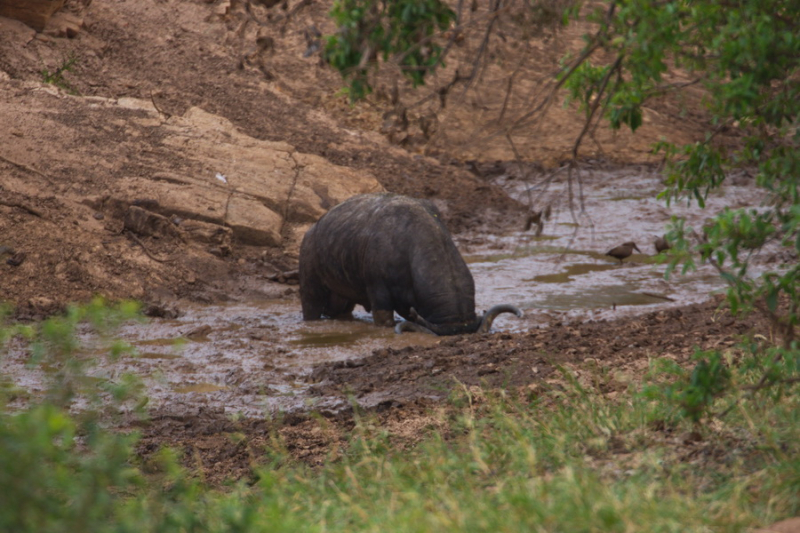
[530,262,616,283]
[1,167,773,416]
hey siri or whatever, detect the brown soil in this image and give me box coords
[0,0,758,485]
[133,296,769,485]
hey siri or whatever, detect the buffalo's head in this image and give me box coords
[395,304,522,335]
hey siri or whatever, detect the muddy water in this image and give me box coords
[2,168,768,416]
[463,166,766,328]
[1,301,442,417]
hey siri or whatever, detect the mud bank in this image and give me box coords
[1,166,778,419]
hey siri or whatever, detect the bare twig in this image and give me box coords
[279,0,312,30]
[0,200,44,218]
[499,0,619,137]
[648,78,703,95]
[497,57,525,123]
[125,231,179,263]
[0,200,45,219]
[462,0,504,88]
[149,91,171,121]
[0,154,51,180]
[571,55,624,161]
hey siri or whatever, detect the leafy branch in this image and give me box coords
[322,0,457,101]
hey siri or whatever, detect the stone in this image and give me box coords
[0,91,383,258]
[226,195,283,246]
[124,206,182,239]
[178,219,232,247]
[289,152,383,222]
[0,0,65,32]
[162,107,382,222]
[114,176,230,226]
[42,10,82,38]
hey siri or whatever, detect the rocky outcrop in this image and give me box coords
[0,0,65,31]
[0,81,383,252]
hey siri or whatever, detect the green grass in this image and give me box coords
[238,377,797,533]
[7,369,795,532]
[1,303,798,532]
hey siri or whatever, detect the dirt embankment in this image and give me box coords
[0,0,524,316]
[0,0,722,316]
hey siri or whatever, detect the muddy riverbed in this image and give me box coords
[1,0,784,484]
[465,165,767,316]
[1,167,773,420]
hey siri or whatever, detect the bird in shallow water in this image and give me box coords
[606,242,641,264]
[654,235,671,253]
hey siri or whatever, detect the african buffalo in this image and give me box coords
[299,193,522,335]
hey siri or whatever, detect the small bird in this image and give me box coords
[606,242,641,264]
[654,236,671,253]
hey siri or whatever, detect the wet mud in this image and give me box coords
[1,167,779,482]
[129,292,767,485]
[2,167,773,415]
[462,165,769,323]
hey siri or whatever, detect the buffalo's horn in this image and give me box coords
[476,304,523,334]
[399,307,439,334]
[395,321,436,335]
[409,307,436,329]
[407,307,471,336]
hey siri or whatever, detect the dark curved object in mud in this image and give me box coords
[299,193,522,335]
[395,304,523,335]
[394,320,436,335]
[475,303,524,333]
